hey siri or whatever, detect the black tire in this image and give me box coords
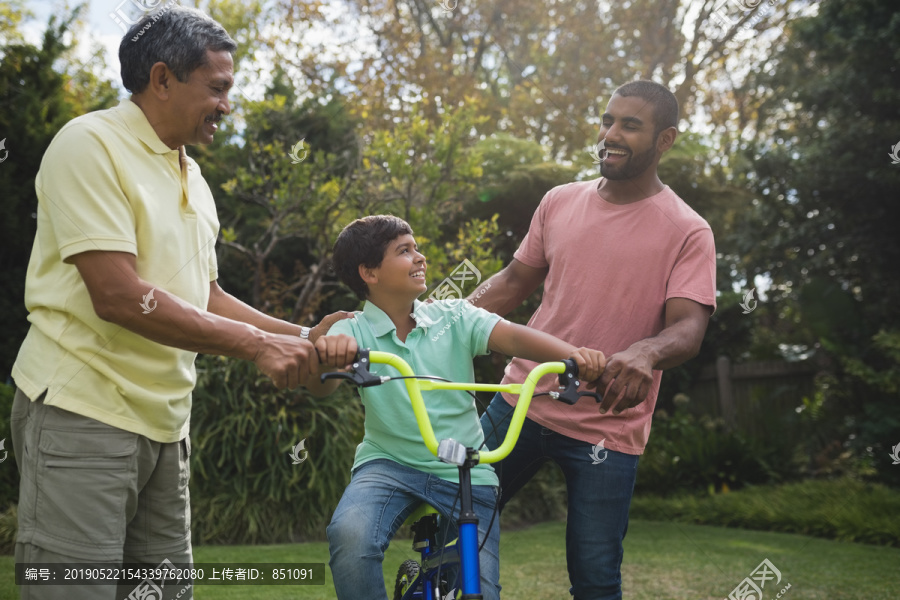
[393,559,420,600]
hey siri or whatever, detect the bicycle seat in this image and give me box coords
[404,503,439,527]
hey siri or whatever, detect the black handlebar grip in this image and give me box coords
[319,349,385,387]
[554,359,604,405]
[320,371,357,384]
[555,359,582,405]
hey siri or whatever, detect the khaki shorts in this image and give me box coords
[12,388,193,600]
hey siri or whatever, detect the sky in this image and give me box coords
[23,0,146,91]
[21,0,364,104]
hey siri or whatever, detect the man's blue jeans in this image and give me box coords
[326,458,501,600]
[480,394,639,600]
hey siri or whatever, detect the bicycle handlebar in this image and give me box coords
[321,349,603,464]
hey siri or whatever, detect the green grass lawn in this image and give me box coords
[2,519,898,599]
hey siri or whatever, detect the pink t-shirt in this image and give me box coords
[501,178,717,454]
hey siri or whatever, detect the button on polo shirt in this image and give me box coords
[328,299,502,485]
[13,99,220,442]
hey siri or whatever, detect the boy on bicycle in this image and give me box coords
[308,214,606,600]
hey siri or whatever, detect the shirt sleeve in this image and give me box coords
[666,226,717,312]
[208,248,219,282]
[37,121,138,261]
[512,189,552,269]
[461,302,503,356]
[326,316,357,338]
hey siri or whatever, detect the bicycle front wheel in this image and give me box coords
[393,559,420,600]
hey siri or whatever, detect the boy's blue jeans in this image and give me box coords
[480,394,640,600]
[326,458,501,600]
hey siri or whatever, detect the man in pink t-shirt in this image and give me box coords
[474,81,716,600]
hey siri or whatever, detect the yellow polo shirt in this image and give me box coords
[12,99,220,442]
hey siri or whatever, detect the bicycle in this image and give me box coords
[321,348,602,600]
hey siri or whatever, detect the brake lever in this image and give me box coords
[550,358,603,405]
[319,349,386,387]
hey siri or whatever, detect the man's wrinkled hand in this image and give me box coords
[594,346,654,415]
[253,333,319,389]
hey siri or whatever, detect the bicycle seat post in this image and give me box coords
[457,448,484,600]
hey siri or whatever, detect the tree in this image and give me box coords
[745,0,900,337]
[741,0,900,483]
[192,71,494,323]
[262,0,799,164]
[0,6,117,380]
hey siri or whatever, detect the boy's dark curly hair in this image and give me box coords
[332,215,413,300]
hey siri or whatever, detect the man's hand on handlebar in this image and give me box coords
[253,332,320,389]
[596,345,654,415]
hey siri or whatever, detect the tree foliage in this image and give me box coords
[737,0,900,484]
[264,0,798,161]
[0,6,117,379]
[745,0,900,328]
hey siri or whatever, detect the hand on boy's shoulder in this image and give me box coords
[309,310,355,343]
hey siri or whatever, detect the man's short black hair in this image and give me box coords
[612,80,679,138]
[332,215,414,301]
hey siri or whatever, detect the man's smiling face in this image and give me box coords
[596,94,662,181]
[167,49,234,146]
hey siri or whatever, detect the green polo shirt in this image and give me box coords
[328,299,503,485]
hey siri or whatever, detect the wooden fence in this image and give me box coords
[683,356,820,439]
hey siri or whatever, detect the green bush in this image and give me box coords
[0,505,15,555]
[0,382,17,512]
[635,405,797,496]
[842,330,900,488]
[630,477,900,546]
[190,355,364,544]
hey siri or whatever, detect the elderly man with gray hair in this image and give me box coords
[10,7,343,599]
